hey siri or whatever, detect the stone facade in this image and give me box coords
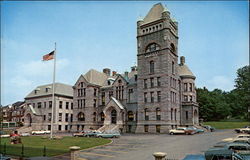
[23,83,73,132]
[71,3,199,133]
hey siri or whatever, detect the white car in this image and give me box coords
[169,127,186,135]
[20,132,30,136]
[0,134,10,138]
[31,130,51,135]
[222,134,250,142]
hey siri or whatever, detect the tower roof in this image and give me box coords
[143,3,166,24]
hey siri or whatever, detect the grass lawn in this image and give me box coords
[204,121,250,129]
[0,136,111,157]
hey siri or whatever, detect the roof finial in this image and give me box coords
[138,14,143,21]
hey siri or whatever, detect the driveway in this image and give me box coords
[76,129,237,160]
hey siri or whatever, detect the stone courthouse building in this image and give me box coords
[71,3,199,133]
[19,3,199,133]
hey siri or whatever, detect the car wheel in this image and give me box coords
[170,132,174,135]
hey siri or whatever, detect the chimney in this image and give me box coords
[112,71,117,76]
[103,68,111,76]
[180,56,185,65]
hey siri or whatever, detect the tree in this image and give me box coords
[234,65,250,120]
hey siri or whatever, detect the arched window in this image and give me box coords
[171,108,173,120]
[100,112,105,121]
[127,111,134,121]
[77,112,85,121]
[170,43,175,53]
[146,43,160,53]
[150,61,154,74]
[156,108,161,120]
[145,108,149,120]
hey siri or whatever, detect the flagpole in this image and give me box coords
[50,42,57,139]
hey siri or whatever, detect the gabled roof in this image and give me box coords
[178,64,196,79]
[25,83,73,99]
[143,3,166,24]
[83,69,108,86]
[111,97,124,110]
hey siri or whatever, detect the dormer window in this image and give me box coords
[145,43,160,53]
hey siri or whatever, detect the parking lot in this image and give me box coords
[76,129,237,160]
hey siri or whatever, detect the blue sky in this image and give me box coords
[1,1,249,106]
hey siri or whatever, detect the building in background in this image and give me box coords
[23,83,73,132]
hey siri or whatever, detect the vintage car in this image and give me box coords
[187,126,204,134]
[96,132,121,138]
[235,126,250,133]
[222,134,250,142]
[84,130,102,137]
[20,132,30,136]
[169,127,195,135]
[73,131,85,137]
[31,130,51,135]
[205,148,250,160]
[227,142,250,151]
[203,125,215,132]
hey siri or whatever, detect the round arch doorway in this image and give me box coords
[26,113,32,127]
[111,109,117,124]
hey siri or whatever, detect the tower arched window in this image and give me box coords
[93,112,96,122]
[150,61,154,74]
[77,112,85,121]
[174,109,177,121]
[170,43,175,53]
[145,43,160,53]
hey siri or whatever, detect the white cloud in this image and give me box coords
[206,75,234,91]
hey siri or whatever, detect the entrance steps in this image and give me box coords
[17,126,32,134]
[97,124,120,133]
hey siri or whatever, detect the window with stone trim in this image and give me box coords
[100,112,105,121]
[49,101,52,108]
[37,102,42,108]
[144,125,149,132]
[174,109,177,121]
[156,125,161,133]
[65,113,69,122]
[189,83,193,92]
[145,108,149,121]
[145,43,160,53]
[48,113,51,121]
[157,91,161,102]
[127,111,134,121]
[184,95,188,102]
[186,111,189,120]
[101,92,105,105]
[58,113,62,122]
[171,108,173,120]
[156,108,161,120]
[157,77,161,86]
[170,43,176,53]
[66,102,69,109]
[44,102,46,108]
[150,77,154,88]
[150,92,154,103]
[93,112,97,122]
[144,92,147,103]
[172,61,175,74]
[144,79,147,89]
[149,61,155,74]
[78,112,85,121]
[184,83,188,92]
[59,101,63,109]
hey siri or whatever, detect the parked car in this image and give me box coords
[31,130,51,135]
[73,131,85,137]
[96,132,121,138]
[84,130,102,137]
[205,148,250,160]
[222,134,250,142]
[169,127,186,135]
[235,126,250,134]
[227,142,250,151]
[187,126,204,134]
[203,125,215,132]
[20,132,30,136]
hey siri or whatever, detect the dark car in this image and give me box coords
[203,125,215,132]
[204,148,249,160]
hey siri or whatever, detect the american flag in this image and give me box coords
[43,51,55,61]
